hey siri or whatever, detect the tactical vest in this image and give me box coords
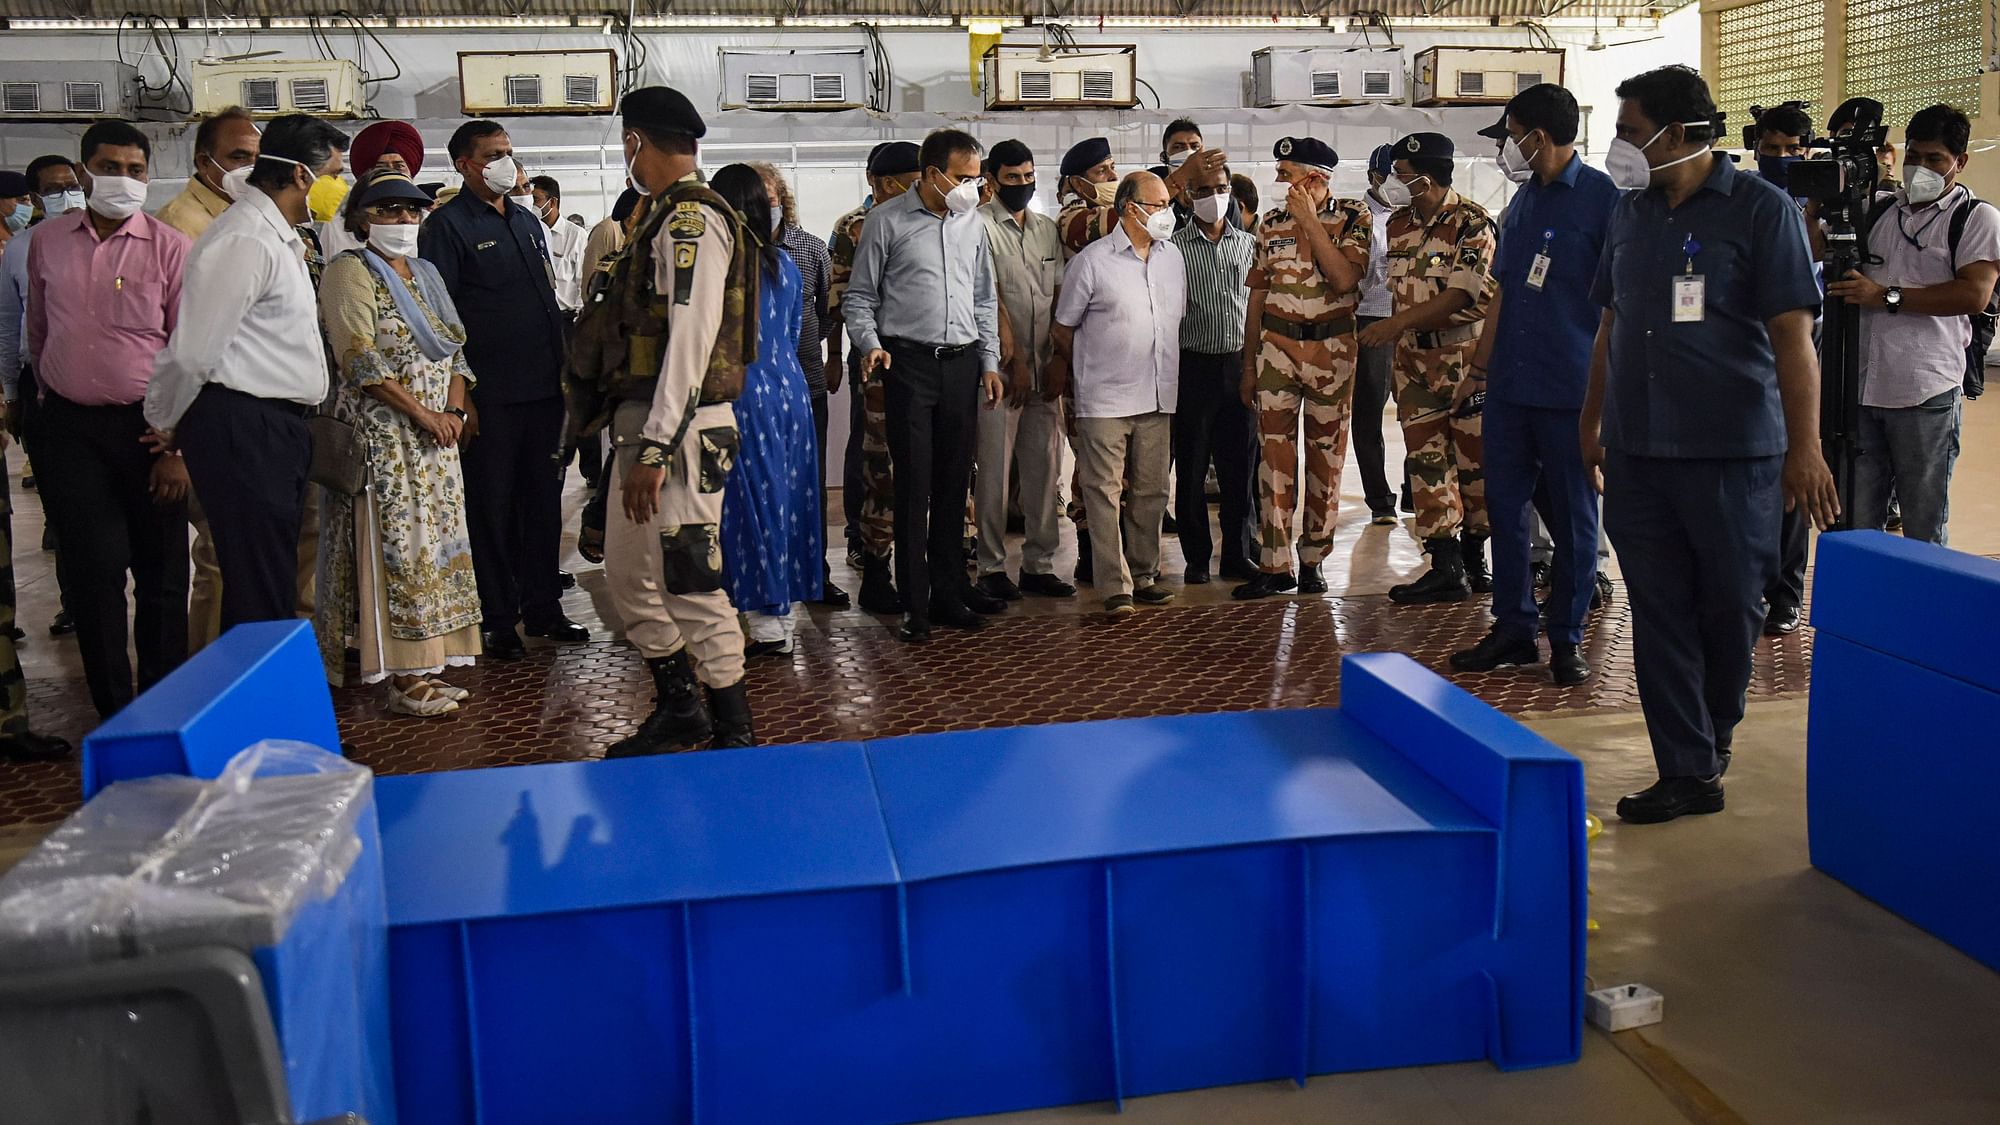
[566,180,760,440]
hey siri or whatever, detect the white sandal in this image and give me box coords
[388,680,460,717]
[426,678,470,703]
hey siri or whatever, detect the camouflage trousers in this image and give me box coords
[0,472,22,734]
[858,372,896,561]
[1393,335,1488,541]
[1255,331,1357,571]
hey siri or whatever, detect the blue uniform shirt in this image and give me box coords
[418,191,567,405]
[1489,153,1620,410]
[1590,155,1820,459]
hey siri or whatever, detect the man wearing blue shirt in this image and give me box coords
[420,120,589,659]
[1451,85,1619,688]
[1580,66,1839,824]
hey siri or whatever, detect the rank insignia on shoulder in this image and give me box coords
[1427,252,1445,267]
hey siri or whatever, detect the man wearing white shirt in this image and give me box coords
[1048,171,1187,620]
[529,175,587,312]
[146,115,348,629]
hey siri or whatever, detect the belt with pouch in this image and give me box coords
[1260,313,1354,342]
[884,336,977,360]
[1410,323,1480,350]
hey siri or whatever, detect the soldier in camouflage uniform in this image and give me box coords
[1358,132,1499,605]
[0,468,72,761]
[827,141,920,614]
[1232,137,1371,600]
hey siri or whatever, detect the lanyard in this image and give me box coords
[1681,233,1701,275]
[1897,205,1946,250]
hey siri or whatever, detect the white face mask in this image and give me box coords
[1903,165,1949,207]
[1606,122,1711,191]
[42,189,85,216]
[768,208,784,235]
[368,222,420,259]
[1139,206,1177,241]
[624,135,653,198]
[1498,135,1540,184]
[1165,148,1194,169]
[86,175,147,221]
[937,172,983,216]
[1193,192,1231,225]
[219,163,256,202]
[480,154,519,196]
[1378,174,1425,210]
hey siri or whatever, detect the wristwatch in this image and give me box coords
[445,406,469,421]
[1884,287,1904,314]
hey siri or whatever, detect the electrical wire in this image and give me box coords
[118,14,192,118]
[1135,77,1162,110]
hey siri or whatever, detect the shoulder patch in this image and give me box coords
[669,201,707,240]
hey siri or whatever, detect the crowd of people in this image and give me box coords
[0,64,1985,824]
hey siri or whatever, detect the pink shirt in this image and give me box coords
[25,209,189,406]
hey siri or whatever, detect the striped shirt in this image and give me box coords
[1170,219,1256,354]
[780,223,833,395]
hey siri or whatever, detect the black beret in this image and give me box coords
[622,85,706,140]
[1477,112,1510,141]
[1273,136,1337,170]
[1059,137,1112,179]
[868,141,919,176]
[0,171,29,197]
[416,181,445,201]
[1395,132,1455,161]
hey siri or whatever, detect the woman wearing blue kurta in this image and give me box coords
[710,164,823,655]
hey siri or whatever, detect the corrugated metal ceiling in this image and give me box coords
[1,1,1679,23]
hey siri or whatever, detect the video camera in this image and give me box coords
[1786,100,1886,217]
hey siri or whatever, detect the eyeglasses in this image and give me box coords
[365,202,427,221]
[1130,198,1172,213]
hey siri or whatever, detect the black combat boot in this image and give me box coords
[707,681,757,749]
[858,554,903,615]
[1461,531,1492,594]
[1389,537,1470,605]
[606,651,711,758]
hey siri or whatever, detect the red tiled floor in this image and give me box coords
[0,578,1813,831]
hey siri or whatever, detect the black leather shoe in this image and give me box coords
[1449,628,1540,672]
[1370,509,1399,527]
[1019,572,1076,598]
[1296,564,1328,595]
[1716,738,1734,777]
[1231,571,1297,600]
[0,730,72,762]
[933,600,986,631]
[1133,584,1175,606]
[1763,602,1802,636]
[481,628,526,660]
[705,681,757,749]
[745,639,791,660]
[1530,561,1553,589]
[606,651,711,757]
[1549,642,1590,686]
[48,611,74,637]
[976,573,1024,602]
[525,617,590,643]
[1218,557,1258,582]
[814,580,852,609]
[1074,532,1095,585]
[898,614,932,643]
[1616,776,1725,824]
[1593,572,1614,611]
[1184,569,1210,585]
[558,569,577,590]
[1162,511,1179,536]
[859,556,903,615]
[962,585,1008,615]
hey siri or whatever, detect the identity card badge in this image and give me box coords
[1526,229,1552,291]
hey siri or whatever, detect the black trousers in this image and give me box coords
[882,340,978,620]
[29,393,189,717]
[177,385,309,634]
[1353,316,1398,516]
[811,387,833,582]
[462,393,566,631]
[1603,450,1781,781]
[1172,349,1257,574]
[1766,503,1809,611]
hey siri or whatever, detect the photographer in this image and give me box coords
[1826,104,1998,546]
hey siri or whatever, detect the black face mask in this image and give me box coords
[996,181,1037,213]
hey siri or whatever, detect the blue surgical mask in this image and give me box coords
[4,202,30,233]
[1757,154,1803,192]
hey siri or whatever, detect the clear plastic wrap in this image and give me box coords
[0,740,372,972]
